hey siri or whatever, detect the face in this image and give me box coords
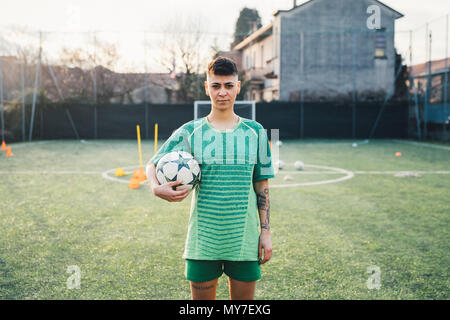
[205,73,241,111]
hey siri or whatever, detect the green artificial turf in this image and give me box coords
[0,139,448,299]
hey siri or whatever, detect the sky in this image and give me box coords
[0,0,449,72]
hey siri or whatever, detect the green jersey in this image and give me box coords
[149,117,274,261]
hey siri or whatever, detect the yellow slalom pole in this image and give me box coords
[154,123,158,154]
[136,125,143,170]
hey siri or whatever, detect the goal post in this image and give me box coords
[194,101,256,121]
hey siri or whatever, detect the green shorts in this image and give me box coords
[185,259,261,282]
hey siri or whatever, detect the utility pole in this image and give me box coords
[29,31,42,141]
[444,14,449,141]
[0,55,4,143]
[93,32,98,139]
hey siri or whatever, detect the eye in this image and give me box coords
[226,84,234,89]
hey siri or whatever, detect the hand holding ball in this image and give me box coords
[156,151,201,191]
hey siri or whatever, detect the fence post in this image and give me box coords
[444,14,449,141]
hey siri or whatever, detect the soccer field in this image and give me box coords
[0,139,449,299]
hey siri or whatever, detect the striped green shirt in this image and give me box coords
[150,117,274,261]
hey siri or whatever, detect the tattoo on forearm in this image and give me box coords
[257,188,270,231]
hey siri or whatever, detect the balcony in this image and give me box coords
[245,66,278,85]
[263,58,278,79]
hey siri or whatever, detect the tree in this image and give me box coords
[153,16,211,103]
[231,8,262,49]
[59,37,119,104]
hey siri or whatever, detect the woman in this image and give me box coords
[146,56,274,300]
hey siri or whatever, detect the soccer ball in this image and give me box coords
[156,151,201,190]
[276,160,285,169]
[294,160,304,170]
[275,140,283,147]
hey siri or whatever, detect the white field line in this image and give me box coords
[0,171,102,174]
[2,169,449,176]
[102,165,149,185]
[8,141,52,149]
[271,164,354,188]
[282,171,450,175]
[392,139,450,151]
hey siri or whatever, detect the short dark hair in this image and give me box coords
[207,56,238,76]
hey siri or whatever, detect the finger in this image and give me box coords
[258,240,262,263]
[172,188,190,197]
[172,192,190,200]
[261,248,272,264]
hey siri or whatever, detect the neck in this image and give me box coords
[207,108,236,122]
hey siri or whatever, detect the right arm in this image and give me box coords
[146,162,190,202]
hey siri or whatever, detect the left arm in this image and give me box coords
[254,179,272,264]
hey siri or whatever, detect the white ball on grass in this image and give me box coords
[275,140,283,147]
[294,160,304,170]
[276,160,285,169]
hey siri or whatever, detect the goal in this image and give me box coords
[194,101,256,121]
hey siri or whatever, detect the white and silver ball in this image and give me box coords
[276,160,285,170]
[156,151,201,190]
[294,160,304,171]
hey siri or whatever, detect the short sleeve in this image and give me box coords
[253,126,275,182]
[148,126,191,166]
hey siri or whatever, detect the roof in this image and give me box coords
[408,58,450,78]
[273,0,403,19]
[232,23,273,51]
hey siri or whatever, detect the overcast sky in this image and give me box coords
[0,0,449,71]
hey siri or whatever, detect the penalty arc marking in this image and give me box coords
[101,164,355,188]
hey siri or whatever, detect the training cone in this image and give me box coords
[133,167,147,182]
[129,178,141,189]
[115,168,127,176]
[6,146,12,157]
[1,141,6,151]
[395,152,402,157]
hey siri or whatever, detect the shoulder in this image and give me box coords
[240,118,266,134]
[175,118,206,135]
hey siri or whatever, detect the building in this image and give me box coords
[408,58,450,139]
[232,0,403,102]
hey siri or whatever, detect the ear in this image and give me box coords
[204,81,210,96]
[237,81,241,95]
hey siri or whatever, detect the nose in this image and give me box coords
[218,86,227,96]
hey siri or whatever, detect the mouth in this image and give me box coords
[217,100,229,103]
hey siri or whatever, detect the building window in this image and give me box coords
[261,45,264,68]
[375,29,386,59]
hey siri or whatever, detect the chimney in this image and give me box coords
[252,21,258,33]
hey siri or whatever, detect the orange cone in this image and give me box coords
[395,152,402,157]
[1,141,6,151]
[133,167,147,182]
[129,178,141,189]
[6,146,13,157]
